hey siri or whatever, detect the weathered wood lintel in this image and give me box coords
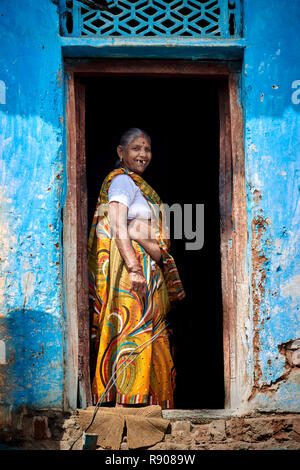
[61,37,245,62]
[65,58,241,77]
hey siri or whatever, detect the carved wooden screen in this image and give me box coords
[59,0,243,38]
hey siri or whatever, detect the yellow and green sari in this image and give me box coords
[88,168,185,409]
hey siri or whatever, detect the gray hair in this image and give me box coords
[119,128,151,148]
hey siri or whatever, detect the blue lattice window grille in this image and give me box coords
[59,0,243,38]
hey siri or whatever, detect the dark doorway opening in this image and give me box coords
[84,75,224,409]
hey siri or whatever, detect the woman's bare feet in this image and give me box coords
[115,402,126,408]
[115,402,147,408]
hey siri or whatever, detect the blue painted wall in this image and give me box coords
[0,0,299,411]
[243,0,300,410]
[0,1,65,409]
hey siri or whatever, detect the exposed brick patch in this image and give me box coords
[250,213,269,400]
[33,416,51,440]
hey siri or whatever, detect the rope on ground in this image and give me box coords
[68,322,170,450]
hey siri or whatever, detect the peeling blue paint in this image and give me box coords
[0,0,66,409]
[0,310,63,408]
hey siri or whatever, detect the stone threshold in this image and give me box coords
[162,408,300,422]
[162,409,240,422]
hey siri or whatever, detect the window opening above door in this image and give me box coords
[59,0,243,38]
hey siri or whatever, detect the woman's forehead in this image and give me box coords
[129,135,150,145]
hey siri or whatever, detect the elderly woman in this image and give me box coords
[88,128,185,409]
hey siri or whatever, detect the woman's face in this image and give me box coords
[117,135,152,175]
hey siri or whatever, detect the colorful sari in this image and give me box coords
[88,168,185,409]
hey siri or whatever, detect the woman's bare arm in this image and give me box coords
[108,201,147,297]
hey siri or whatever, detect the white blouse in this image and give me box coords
[108,174,151,220]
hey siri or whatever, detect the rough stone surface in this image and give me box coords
[1,409,299,450]
[171,420,192,433]
[209,419,226,441]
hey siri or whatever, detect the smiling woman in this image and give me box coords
[87,128,185,409]
[117,128,152,175]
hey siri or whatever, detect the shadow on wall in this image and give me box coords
[0,309,64,409]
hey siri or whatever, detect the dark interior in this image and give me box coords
[84,72,225,409]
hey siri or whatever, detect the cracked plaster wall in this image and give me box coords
[243,0,300,410]
[0,1,66,408]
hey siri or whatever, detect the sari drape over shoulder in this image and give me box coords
[88,168,185,409]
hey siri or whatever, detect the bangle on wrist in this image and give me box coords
[127,265,142,274]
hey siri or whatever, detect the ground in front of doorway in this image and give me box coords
[0,408,299,450]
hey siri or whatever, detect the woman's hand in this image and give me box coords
[128,219,161,264]
[128,269,147,297]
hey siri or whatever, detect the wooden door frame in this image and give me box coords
[63,59,248,411]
